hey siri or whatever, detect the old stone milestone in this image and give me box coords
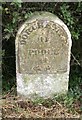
[15,12,72,99]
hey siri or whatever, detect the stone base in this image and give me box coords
[17,73,69,99]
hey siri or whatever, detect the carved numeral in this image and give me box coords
[38,36,48,43]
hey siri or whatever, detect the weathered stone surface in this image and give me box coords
[15,12,72,99]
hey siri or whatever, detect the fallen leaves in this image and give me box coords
[2,95,81,119]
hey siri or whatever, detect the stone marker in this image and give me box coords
[15,12,72,99]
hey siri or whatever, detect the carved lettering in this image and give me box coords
[27,49,60,56]
[18,19,68,74]
[22,33,28,39]
[20,20,67,43]
[20,39,26,45]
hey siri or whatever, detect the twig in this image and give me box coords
[56,101,63,107]
[71,52,81,67]
[2,86,15,99]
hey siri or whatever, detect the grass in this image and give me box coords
[2,94,80,119]
[1,84,82,119]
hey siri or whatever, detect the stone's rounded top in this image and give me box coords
[16,12,72,48]
[17,12,71,42]
[25,11,58,22]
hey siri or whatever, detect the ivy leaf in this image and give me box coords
[4,33,11,40]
